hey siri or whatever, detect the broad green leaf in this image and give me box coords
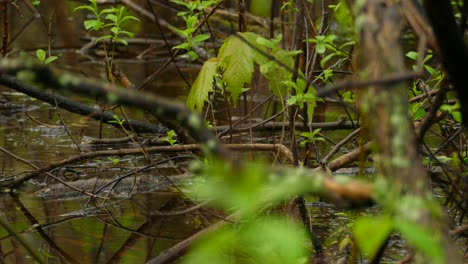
[353,216,393,259]
[187,58,218,111]
[394,219,445,264]
[36,49,46,63]
[218,32,264,104]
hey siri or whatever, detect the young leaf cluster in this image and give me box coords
[171,0,220,60]
[36,49,59,65]
[74,0,140,46]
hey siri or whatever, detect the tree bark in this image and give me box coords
[358,0,461,262]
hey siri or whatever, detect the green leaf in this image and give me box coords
[118,30,135,38]
[120,15,140,23]
[172,42,190,50]
[73,5,96,14]
[106,14,118,23]
[424,65,436,75]
[320,53,336,68]
[110,26,120,35]
[84,19,103,31]
[218,32,263,104]
[256,37,277,49]
[188,50,198,60]
[187,58,218,111]
[353,216,393,259]
[44,56,58,65]
[36,49,46,63]
[316,43,326,54]
[342,91,355,103]
[192,34,210,43]
[394,219,445,264]
[406,51,418,60]
[117,39,129,46]
[95,35,112,44]
[451,111,462,122]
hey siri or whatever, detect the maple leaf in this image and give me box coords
[187,58,218,111]
[218,32,264,105]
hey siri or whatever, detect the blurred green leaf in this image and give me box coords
[353,216,393,259]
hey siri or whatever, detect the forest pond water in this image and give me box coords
[0,81,409,263]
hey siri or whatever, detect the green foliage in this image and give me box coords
[306,34,354,68]
[257,35,303,97]
[410,101,427,120]
[108,114,125,126]
[184,217,308,264]
[191,160,315,217]
[187,58,218,111]
[440,101,462,123]
[107,157,121,165]
[405,51,437,75]
[217,32,265,102]
[188,32,320,121]
[353,215,393,259]
[285,78,322,123]
[36,49,59,65]
[171,0,220,60]
[186,160,315,262]
[31,0,41,6]
[164,130,178,146]
[342,90,356,104]
[299,128,325,148]
[74,0,139,45]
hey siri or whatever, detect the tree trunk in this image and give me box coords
[358,0,461,262]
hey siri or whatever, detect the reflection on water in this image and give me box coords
[0,86,212,263]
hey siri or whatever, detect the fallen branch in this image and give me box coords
[0,75,167,134]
